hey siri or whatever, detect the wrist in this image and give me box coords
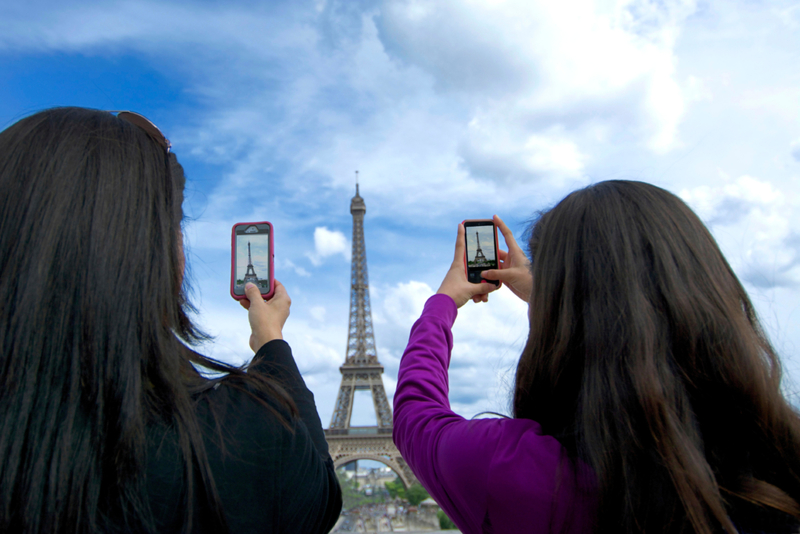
[436,287,463,308]
[259,328,283,344]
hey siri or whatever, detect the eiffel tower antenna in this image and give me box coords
[325,179,416,487]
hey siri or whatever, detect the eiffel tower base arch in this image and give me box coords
[327,431,417,488]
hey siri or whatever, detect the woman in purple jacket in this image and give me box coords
[393,181,800,534]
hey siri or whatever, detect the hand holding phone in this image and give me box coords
[463,219,501,286]
[436,222,498,308]
[479,215,532,302]
[231,222,275,300]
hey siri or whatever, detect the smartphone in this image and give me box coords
[231,222,275,300]
[463,219,500,286]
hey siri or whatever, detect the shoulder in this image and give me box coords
[195,373,294,436]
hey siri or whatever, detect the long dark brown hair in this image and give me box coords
[514,180,800,533]
[0,107,295,533]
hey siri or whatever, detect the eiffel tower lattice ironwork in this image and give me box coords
[325,182,416,488]
[243,242,259,284]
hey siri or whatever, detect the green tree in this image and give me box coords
[337,471,368,510]
[438,509,457,530]
[384,477,406,500]
[336,469,388,510]
[405,483,430,507]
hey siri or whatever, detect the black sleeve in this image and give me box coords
[249,340,331,460]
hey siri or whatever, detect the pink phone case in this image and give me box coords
[462,219,501,286]
[230,221,275,301]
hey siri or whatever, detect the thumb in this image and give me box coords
[245,282,264,305]
[480,269,502,281]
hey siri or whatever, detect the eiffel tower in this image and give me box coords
[325,181,416,488]
[473,231,487,263]
[243,242,259,284]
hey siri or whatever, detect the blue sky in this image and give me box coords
[2,0,800,428]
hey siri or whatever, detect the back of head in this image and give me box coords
[0,107,200,532]
[514,180,800,533]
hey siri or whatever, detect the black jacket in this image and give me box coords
[146,340,342,533]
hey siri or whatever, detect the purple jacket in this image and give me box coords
[393,294,596,533]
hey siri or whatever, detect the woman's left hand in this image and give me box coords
[436,223,498,308]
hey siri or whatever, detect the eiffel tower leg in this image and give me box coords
[370,380,392,428]
[394,456,417,489]
[329,379,355,429]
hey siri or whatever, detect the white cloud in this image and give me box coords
[791,139,800,163]
[684,75,713,103]
[282,259,311,278]
[680,176,800,289]
[310,305,327,322]
[460,120,585,183]
[374,280,434,328]
[307,226,350,266]
[0,0,697,203]
[378,0,693,155]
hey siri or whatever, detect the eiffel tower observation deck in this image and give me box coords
[325,181,416,487]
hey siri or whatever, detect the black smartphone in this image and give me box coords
[463,219,500,286]
[231,222,275,300]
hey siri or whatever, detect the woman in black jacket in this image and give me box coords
[0,107,341,533]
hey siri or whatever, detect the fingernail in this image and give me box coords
[245,283,255,290]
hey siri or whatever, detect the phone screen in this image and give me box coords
[232,223,271,296]
[464,221,499,285]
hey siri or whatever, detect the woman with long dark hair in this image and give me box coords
[393,181,800,533]
[0,107,341,533]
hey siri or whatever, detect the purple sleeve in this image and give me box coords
[393,294,490,529]
[393,294,596,534]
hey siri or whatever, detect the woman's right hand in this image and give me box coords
[239,280,291,352]
[480,215,532,302]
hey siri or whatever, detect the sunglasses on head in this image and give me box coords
[109,111,171,153]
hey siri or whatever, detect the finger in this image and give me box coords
[270,279,286,298]
[270,280,291,307]
[479,274,504,290]
[498,249,508,262]
[468,281,496,298]
[484,281,501,293]
[239,298,251,310]
[453,223,466,263]
[493,215,523,252]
